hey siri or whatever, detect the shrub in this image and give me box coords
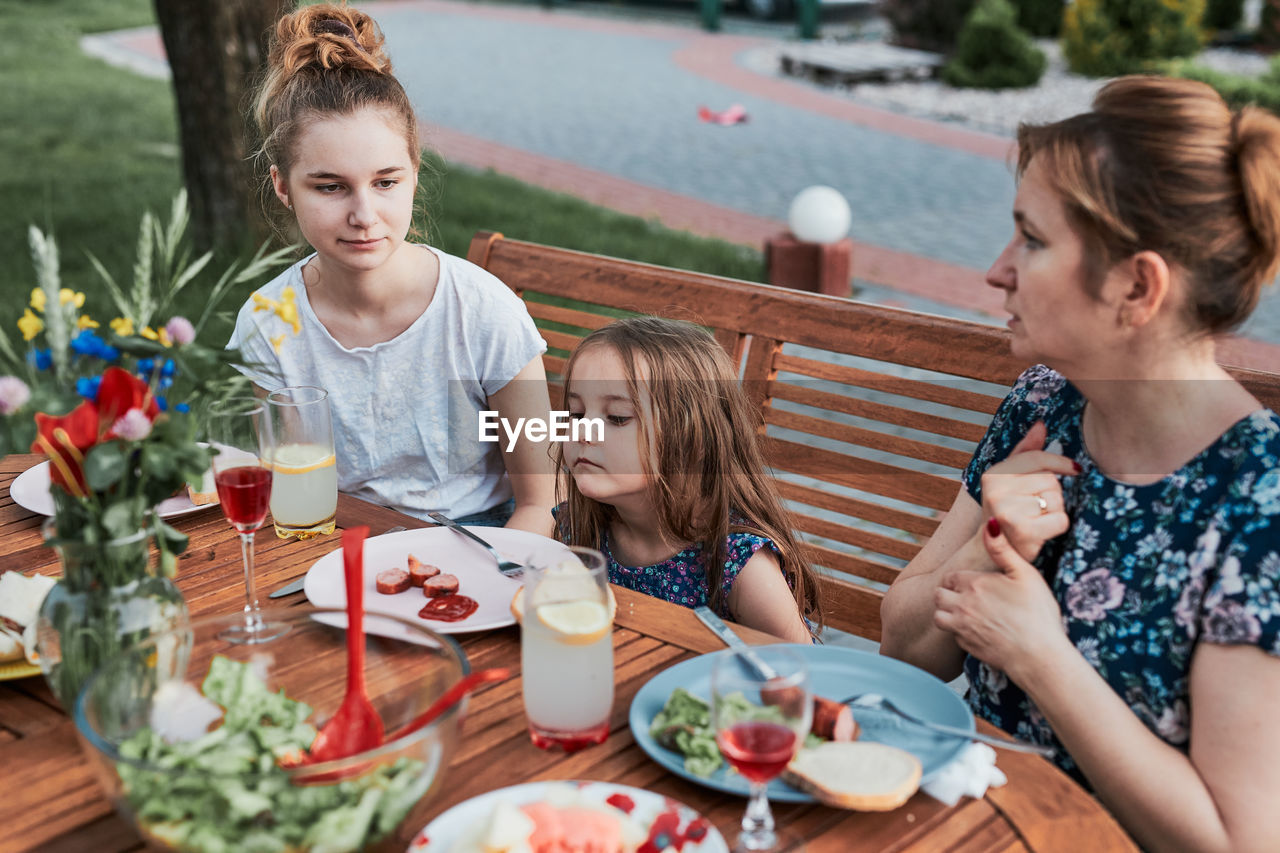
[1171,55,1280,113]
[882,0,979,52]
[1063,0,1207,77]
[1017,0,1065,37]
[944,0,1048,88]
[1203,0,1244,30]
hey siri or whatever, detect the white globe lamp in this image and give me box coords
[788,185,852,244]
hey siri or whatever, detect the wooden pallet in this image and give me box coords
[779,42,944,84]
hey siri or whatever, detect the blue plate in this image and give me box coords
[628,644,974,802]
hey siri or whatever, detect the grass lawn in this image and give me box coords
[2,0,764,344]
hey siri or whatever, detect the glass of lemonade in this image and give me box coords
[265,386,337,539]
[520,546,613,753]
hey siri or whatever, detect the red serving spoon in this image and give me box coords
[306,525,385,763]
[383,667,511,743]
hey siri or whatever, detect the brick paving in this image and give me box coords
[84,0,1280,370]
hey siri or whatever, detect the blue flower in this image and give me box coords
[160,358,176,378]
[70,329,118,361]
[155,395,167,412]
[137,357,155,375]
[75,375,102,401]
[29,348,52,370]
[174,402,190,414]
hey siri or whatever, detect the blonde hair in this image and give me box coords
[251,3,422,238]
[554,317,824,634]
[1017,75,1280,334]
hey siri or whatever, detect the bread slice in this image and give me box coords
[186,467,218,506]
[782,741,922,811]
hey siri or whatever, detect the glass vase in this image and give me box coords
[35,520,189,710]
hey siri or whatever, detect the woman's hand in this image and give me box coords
[933,518,1071,681]
[979,421,1076,563]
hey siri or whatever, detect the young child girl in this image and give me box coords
[554,317,822,643]
[229,3,554,533]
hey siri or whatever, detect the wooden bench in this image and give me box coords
[468,230,1280,642]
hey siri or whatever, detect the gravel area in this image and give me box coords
[745,36,1274,138]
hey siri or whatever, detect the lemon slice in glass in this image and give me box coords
[535,599,612,646]
[270,442,335,474]
[510,586,617,625]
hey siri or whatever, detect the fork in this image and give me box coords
[427,511,524,578]
[843,692,1056,757]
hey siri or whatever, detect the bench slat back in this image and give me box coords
[469,231,1280,641]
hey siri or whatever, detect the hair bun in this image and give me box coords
[1233,105,1280,288]
[270,4,391,78]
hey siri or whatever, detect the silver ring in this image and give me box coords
[1036,495,1049,513]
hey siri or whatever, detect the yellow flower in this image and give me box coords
[110,317,135,337]
[29,288,46,313]
[76,315,100,330]
[140,326,159,341]
[157,328,172,348]
[270,334,286,353]
[18,309,43,342]
[59,288,85,308]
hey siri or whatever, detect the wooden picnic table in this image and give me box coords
[0,453,1136,853]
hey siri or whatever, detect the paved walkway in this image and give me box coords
[85,0,1280,370]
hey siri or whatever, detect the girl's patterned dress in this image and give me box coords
[963,365,1280,782]
[552,505,779,618]
[602,529,779,618]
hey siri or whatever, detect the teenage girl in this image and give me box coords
[229,3,554,532]
[554,317,822,643]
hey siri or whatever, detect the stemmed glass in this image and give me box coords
[206,397,289,644]
[711,646,812,852]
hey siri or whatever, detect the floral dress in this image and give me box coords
[962,365,1280,782]
[602,529,779,618]
[552,505,779,618]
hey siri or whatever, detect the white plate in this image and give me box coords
[9,460,217,519]
[406,780,728,852]
[303,526,569,635]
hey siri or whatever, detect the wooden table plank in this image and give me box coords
[0,454,1136,853]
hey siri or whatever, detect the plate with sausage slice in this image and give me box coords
[303,526,569,634]
[628,645,974,802]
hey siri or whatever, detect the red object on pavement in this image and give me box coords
[698,104,749,125]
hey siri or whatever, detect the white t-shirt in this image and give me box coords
[228,246,546,520]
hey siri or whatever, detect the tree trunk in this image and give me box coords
[153,0,291,251]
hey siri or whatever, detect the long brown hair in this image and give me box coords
[250,2,424,239]
[553,317,824,634]
[1017,75,1280,334]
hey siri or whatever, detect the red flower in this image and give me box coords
[97,367,159,434]
[32,403,98,497]
[30,368,159,497]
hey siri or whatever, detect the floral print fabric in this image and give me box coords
[602,530,777,617]
[961,365,1280,781]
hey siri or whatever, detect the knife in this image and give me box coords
[693,605,779,681]
[268,525,407,598]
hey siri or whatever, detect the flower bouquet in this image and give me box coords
[0,192,294,707]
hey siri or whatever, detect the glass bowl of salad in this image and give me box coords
[73,606,469,853]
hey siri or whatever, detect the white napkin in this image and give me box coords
[921,742,1007,806]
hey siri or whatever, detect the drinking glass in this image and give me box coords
[265,386,337,539]
[207,397,288,644]
[520,546,612,753]
[711,646,812,853]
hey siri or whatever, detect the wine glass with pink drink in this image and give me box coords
[711,645,812,852]
[206,397,289,644]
